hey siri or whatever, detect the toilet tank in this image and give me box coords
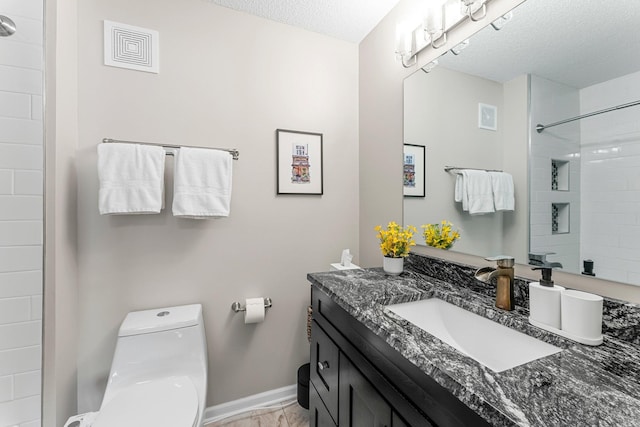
[101,304,208,408]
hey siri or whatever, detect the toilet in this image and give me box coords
[92,304,208,427]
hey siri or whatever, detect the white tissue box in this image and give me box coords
[330,263,361,271]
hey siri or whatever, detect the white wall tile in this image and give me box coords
[13,170,42,195]
[0,297,30,325]
[0,144,43,170]
[0,117,43,145]
[0,169,12,194]
[0,0,43,20]
[0,271,42,298]
[0,321,41,351]
[13,370,40,399]
[0,375,12,403]
[30,96,42,121]
[0,246,42,273]
[0,91,31,119]
[0,221,41,246]
[0,196,43,220]
[2,16,43,48]
[0,66,42,95]
[20,419,41,427]
[0,394,40,426]
[0,42,43,70]
[0,346,41,376]
[30,295,41,320]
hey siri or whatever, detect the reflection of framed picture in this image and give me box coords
[478,103,497,131]
[403,144,425,197]
[276,129,323,195]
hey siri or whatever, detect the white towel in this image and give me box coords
[461,170,495,215]
[489,171,515,211]
[172,147,233,218]
[98,143,166,215]
[454,174,463,203]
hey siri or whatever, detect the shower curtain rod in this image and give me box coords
[102,138,239,160]
[536,99,640,133]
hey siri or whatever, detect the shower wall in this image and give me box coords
[529,75,581,273]
[0,1,44,426]
[580,70,640,285]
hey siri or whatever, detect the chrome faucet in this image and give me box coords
[474,255,515,311]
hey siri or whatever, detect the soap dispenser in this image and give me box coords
[528,253,565,330]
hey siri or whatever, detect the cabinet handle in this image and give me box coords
[317,361,330,371]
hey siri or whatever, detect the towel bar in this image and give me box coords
[102,138,239,160]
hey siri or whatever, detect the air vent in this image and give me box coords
[104,20,159,73]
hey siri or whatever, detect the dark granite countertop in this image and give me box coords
[307,254,640,426]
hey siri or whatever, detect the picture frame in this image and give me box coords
[478,103,498,131]
[276,129,323,195]
[403,144,425,197]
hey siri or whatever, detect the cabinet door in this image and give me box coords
[392,412,409,427]
[310,381,337,427]
[339,354,392,427]
[310,320,340,423]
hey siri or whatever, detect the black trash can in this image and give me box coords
[297,362,310,409]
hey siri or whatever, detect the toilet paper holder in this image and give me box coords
[231,297,273,313]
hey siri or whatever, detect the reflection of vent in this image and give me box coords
[104,20,159,73]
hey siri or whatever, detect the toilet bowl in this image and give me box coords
[93,304,208,427]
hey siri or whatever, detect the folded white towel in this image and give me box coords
[462,170,495,215]
[489,171,515,211]
[172,147,233,218]
[98,143,166,215]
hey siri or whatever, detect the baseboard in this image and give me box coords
[203,384,297,424]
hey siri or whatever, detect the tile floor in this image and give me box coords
[205,401,309,427]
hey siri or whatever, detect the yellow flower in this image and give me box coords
[420,221,460,250]
[374,221,417,258]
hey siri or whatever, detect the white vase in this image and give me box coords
[383,256,404,275]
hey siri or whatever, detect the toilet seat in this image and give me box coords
[93,376,198,427]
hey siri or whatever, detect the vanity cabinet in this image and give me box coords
[309,285,490,427]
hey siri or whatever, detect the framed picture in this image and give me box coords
[478,103,498,131]
[276,129,323,195]
[403,144,425,197]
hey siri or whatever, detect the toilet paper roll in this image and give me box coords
[244,298,265,324]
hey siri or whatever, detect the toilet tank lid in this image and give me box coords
[119,304,202,337]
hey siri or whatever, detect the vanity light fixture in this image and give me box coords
[395,0,492,68]
[461,0,487,22]
[424,3,447,49]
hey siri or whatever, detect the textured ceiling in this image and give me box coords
[206,0,401,43]
[437,0,640,89]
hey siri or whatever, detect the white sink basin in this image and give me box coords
[386,298,562,372]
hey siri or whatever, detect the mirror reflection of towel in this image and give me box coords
[461,170,494,215]
[489,171,515,211]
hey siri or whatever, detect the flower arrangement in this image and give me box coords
[422,220,460,249]
[374,221,417,258]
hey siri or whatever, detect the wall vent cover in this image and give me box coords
[104,20,159,73]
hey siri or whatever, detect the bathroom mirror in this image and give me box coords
[404,0,640,287]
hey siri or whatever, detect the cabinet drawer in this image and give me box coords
[310,320,340,424]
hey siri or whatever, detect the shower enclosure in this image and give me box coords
[529,72,640,285]
[0,1,44,426]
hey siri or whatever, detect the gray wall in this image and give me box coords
[403,67,504,257]
[74,0,358,412]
